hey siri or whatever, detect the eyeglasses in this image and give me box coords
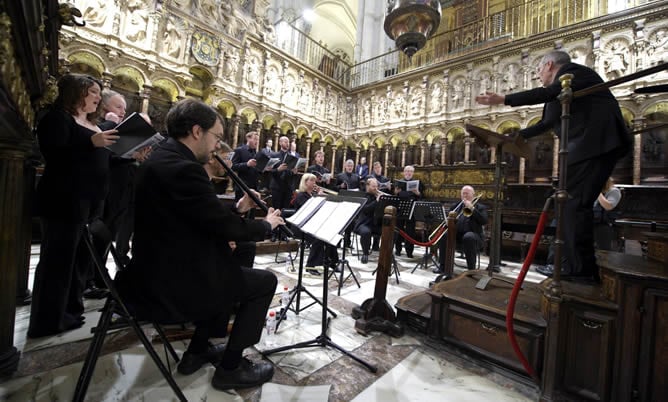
[209,131,225,143]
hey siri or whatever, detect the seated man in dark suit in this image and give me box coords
[116,99,284,391]
[354,178,382,263]
[436,185,488,273]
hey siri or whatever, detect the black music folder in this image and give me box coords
[106,112,157,157]
[254,152,281,172]
[283,153,307,170]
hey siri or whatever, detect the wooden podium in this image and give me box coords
[465,124,531,289]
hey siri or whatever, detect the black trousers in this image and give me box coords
[356,223,379,254]
[305,235,339,268]
[394,219,416,255]
[193,267,277,351]
[558,152,619,275]
[438,231,483,270]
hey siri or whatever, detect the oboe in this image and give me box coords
[213,154,294,238]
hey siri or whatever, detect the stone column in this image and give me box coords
[305,137,312,164]
[464,135,471,163]
[368,145,376,167]
[342,147,348,169]
[140,85,152,114]
[490,146,497,164]
[519,157,525,184]
[272,127,280,152]
[400,142,407,168]
[440,137,447,165]
[101,71,114,89]
[384,144,391,176]
[319,140,325,153]
[419,140,427,166]
[230,114,241,150]
[330,145,337,173]
[354,146,361,166]
[632,117,645,185]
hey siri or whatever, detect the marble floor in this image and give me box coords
[1,243,547,401]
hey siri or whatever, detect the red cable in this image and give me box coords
[506,210,548,383]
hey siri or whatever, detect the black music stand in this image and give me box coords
[275,230,337,332]
[410,201,444,273]
[262,195,377,373]
[466,124,531,289]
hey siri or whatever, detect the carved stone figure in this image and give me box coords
[410,89,423,116]
[222,48,239,82]
[197,0,220,24]
[300,86,312,112]
[502,64,518,92]
[392,92,406,120]
[162,17,182,58]
[430,83,442,113]
[362,99,371,125]
[649,29,668,66]
[605,42,628,79]
[81,0,109,27]
[451,78,464,110]
[264,67,279,97]
[125,0,148,43]
[246,57,260,92]
[478,71,491,94]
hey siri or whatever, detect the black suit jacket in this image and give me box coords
[269,150,294,191]
[336,171,360,190]
[354,193,380,233]
[116,138,270,323]
[231,144,259,190]
[450,202,488,237]
[505,62,631,165]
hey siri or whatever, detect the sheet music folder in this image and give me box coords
[465,123,531,160]
[286,195,366,246]
[106,112,157,157]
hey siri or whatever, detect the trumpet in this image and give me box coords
[428,195,481,241]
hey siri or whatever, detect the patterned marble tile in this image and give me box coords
[260,383,331,402]
[351,349,534,402]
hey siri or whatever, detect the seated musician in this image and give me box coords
[354,178,383,263]
[393,165,424,258]
[436,185,488,273]
[293,173,340,274]
[367,161,390,251]
[116,99,284,390]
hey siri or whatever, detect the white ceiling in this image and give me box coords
[308,0,358,59]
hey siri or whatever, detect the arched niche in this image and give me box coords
[67,51,105,77]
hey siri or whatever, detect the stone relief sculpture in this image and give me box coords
[451,78,465,110]
[604,41,629,79]
[222,47,239,82]
[172,0,192,10]
[648,29,668,66]
[410,88,423,116]
[315,89,325,117]
[391,91,406,120]
[283,74,296,106]
[80,0,109,27]
[162,17,182,58]
[264,66,279,98]
[569,47,589,66]
[327,96,337,122]
[196,0,220,24]
[246,57,260,92]
[362,98,371,126]
[299,84,312,112]
[125,0,149,43]
[430,83,442,114]
[502,64,518,92]
[478,71,491,95]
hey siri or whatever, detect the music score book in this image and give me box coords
[286,195,365,246]
[254,152,281,171]
[106,112,157,157]
[393,179,420,192]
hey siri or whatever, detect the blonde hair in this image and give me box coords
[298,173,317,192]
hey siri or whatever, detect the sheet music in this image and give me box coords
[286,196,326,227]
[301,201,338,235]
[406,180,419,192]
[300,200,361,245]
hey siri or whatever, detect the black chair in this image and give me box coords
[73,221,186,402]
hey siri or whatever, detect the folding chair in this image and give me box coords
[73,221,186,402]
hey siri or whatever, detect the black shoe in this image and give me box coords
[83,286,109,300]
[535,264,555,277]
[306,268,321,276]
[406,252,413,258]
[178,343,226,375]
[395,250,401,256]
[361,254,369,264]
[432,268,443,274]
[211,357,274,390]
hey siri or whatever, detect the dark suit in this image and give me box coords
[269,150,295,210]
[354,193,380,254]
[307,164,335,190]
[438,202,488,270]
[231,144,259,201]
[336,171,360,190]
[505,62,630,275]
[116,138,275,350]
[356,164,369,180]
[29,107,111,337]
[394,180,425,257]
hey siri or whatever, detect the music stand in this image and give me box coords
[262,195,377,373]
[466,124,531,289]
[275,229,337,332]
[410,201,444,273]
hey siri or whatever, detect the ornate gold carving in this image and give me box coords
[0,13,34,131]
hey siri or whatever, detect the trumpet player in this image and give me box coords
[436,185,488,273]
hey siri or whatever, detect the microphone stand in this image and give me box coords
[213,154,293,239]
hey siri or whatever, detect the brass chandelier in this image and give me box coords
[384,0,442,58]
